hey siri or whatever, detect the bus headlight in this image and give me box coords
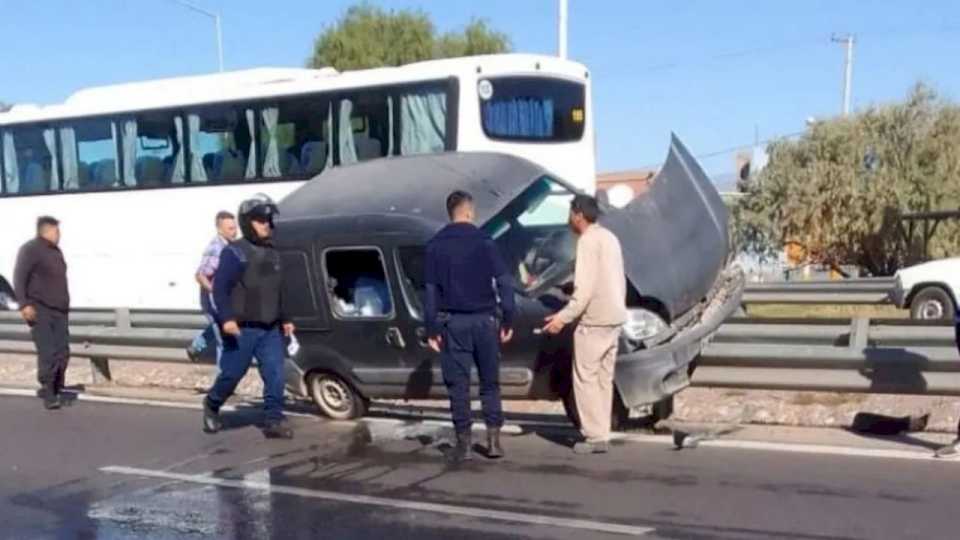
[622,308,668,342]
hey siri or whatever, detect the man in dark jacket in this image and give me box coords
[425,191,515,462]
[14,216,70,410]
[203,195,295,439]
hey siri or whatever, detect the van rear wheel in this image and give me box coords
[308,371,367,420]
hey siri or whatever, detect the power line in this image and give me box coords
[638,23,958,75]
[635,130,806,171]
[641,38,827,73]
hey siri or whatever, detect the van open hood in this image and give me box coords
[599,134,729,321]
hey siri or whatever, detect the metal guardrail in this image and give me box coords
[741,278,896,305]
[0,305,957,396]
[696,316,959,395]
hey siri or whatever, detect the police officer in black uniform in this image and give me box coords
[203,194,295,439]
[425,191,516,462]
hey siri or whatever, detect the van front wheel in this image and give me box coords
[308,371,368,420]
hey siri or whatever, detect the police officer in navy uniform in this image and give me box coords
[425,190,515,462]
[203,194,295,439]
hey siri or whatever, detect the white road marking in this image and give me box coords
[0,386,316,417]
[611,432,957,462]
[100,465,654,536]
[359,416,525,435]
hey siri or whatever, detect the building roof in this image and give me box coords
[597,169,657,185]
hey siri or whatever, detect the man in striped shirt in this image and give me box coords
[186,211,238,362]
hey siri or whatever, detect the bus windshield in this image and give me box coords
[482,176,576,294]
[479,77,586,142]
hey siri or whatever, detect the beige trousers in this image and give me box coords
[573,325,621,443]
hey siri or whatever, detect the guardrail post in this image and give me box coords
[115,308,131,330]
[849,317,870,350]
[90,356,113,384]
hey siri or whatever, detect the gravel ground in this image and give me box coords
[2,353,958,432]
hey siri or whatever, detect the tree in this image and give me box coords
[733,83,960,275]
[434,19,510,58]
[309,4,511,71]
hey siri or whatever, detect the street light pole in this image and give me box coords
[170,0,224,72]
[558,0,568,59]
[831,33,854,116]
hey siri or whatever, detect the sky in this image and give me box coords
[1,0,958,177]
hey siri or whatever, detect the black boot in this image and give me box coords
[202,399,223,434]
[43,391,61,411]
[486,427,504,459]
[263,419,294,440]
[448,431,473,463]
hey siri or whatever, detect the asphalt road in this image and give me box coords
[2,394,960,540]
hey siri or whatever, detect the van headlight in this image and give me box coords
[622,308,668,342]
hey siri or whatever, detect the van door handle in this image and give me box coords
[415,327,429,347]
[385,327,406,349]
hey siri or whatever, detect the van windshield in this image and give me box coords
[481,176,576,294]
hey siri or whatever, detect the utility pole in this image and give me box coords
[170,0,224,72]
[558,0,568,59]
[831,33,854,116]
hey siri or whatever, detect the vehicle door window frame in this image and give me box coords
[320,245,396,321]
[394,246,426,321]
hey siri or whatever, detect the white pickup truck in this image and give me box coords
[891,257,960,320]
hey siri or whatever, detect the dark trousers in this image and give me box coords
[440,313,504,433]
[30,306,70,394]
[206,326,286,423]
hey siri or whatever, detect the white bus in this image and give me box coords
[0,54,595,310]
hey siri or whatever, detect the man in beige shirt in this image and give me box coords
[544,194,627,454]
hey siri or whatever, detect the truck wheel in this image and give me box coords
[910,287,954,321]
[308,371,367,420]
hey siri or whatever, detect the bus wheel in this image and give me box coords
[308,371,367,420]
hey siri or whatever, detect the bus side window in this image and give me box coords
[187,106,257,184]
[61,118,121,191]
[118,112,185,188]
[3,126,59,194]
[260,98,332,180]
[397,85,448,157]
[337,92,392,165]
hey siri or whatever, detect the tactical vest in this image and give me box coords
[230,239,283,325]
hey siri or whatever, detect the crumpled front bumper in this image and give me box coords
[614,267,745,409]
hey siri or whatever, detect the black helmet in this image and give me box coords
[238,193,279,244]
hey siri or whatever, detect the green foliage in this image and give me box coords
[309,4,511,71]
[734,83,960,275]
[434,19,511,58]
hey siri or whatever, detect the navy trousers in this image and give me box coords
[206,325,286,423]
[441,313,504,433]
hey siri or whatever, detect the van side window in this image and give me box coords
[324,248,393,319]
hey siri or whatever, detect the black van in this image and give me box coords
[275,137,743,426]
